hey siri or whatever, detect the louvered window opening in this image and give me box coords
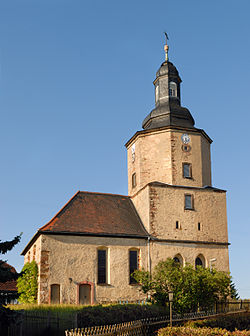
[183,163,191,178]
[185,195,193,210]
[98,250,106,284]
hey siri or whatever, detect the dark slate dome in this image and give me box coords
[142,60,195,130]
[156,61,180,78]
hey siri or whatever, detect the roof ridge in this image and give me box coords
[79,191,129,198]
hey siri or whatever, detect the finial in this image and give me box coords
[164,32,169,62]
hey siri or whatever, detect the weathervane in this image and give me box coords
[164,32,169,61]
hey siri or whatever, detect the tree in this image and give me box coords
[229,278,239,300]
[17,260,38,303]
[0,235,21,286]
[133,258,232,314]
[0,234,22,330]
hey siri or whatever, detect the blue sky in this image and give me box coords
[0,0,250,298]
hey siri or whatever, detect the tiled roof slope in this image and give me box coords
[39,191,149,237]
[0,262,17,292]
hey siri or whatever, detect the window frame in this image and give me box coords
[195,254,205,268]
[50,284,60,304]
[132,173,136,188]
[173,254,184,266]
[183,162,192,179]
[97,248,108,285]
[169,81,177,98]
[184,194,194,210]
[129,249,139,285]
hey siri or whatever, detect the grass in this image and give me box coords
[8,303,93,312]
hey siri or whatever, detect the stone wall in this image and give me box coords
[127,127,212,197]
[148,184,228,243]
[150,240,229,272]
[36,234,148,304]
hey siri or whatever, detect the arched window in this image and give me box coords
[97,247,109,284]
[195,254,205,268]
[169,82,177,97]
[173,254,184,266]
[129,249,140,284]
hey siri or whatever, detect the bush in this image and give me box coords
[76,304,168,327]
[17,261,38,303]
[158,326,250,335]
[133,258,232,314]
[10,303,168,327]
[190,312,250,331]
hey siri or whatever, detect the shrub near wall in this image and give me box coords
[76,304,168,327]
[190,312,250,331]
[158,326,250,336]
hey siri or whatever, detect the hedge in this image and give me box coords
[158,326,250,336]
[190,312,250,331]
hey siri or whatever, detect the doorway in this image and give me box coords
[50,284,60,304]
[79,284,91,305]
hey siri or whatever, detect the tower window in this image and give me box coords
[169,81,177,97]
[132,173,136,188]
[198,222,201,231]
[185,194,193,210]
[131,144,135,163]
[173,254,183,266]
[183,163,192,178]
[176,221,180,229]
[195,255,205,268]
[97,249,107,284]
[129,250,139,284]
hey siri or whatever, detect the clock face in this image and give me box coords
[181,134,190,144]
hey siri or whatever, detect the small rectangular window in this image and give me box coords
[198,222,201,231]
[129,250,138,284]
[185,194,193,210]
[132,173,136,188]
[98,250,106,284]
[176,221,179,229]
[183,163,192,178]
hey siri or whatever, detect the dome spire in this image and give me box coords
[164,32,169,61]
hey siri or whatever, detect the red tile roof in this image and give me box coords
[39,191,149,237]
[0,262,17,292]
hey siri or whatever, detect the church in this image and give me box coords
[21,39,230,305]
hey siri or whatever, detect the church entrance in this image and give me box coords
[79,284,91,305]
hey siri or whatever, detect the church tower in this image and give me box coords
[125,37,229,272]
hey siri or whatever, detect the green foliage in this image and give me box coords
[230,279,240,300]
[133,258,232,314]
[0,234,22,330]
[0,234,22,285]
[10,303,168,326]
[158,326,250,335]
[17,261,38,303]
[190,312,250,331]
[0,234,22,255]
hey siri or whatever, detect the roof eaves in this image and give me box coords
[40,230,149,239]
[20,231,41,256]
[125,126,213,148]
[149,182,226,193]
